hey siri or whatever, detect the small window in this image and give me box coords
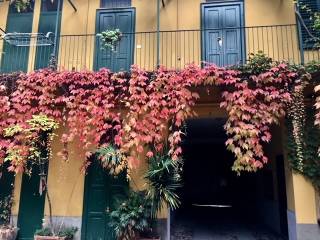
[101,0,131,8]
[41,0,63,12]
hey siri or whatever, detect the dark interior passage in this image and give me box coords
[171,118,288,240]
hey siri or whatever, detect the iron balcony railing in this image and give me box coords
[0,24,318,73]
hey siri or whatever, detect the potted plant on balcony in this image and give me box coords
[97,29,122,52]
[9,0,33,12]
[0,194,19,240]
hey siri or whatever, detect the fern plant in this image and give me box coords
[108,191,152,240]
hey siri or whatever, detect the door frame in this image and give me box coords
[81,159,129,240]
[17,165,47,240]
[200,1,246,66]
[94,7,136,72]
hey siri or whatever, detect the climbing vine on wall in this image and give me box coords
[218,53,298,172]
[0,57,303,175]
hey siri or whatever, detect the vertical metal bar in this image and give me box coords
[167,208,170,240]
[157,0,160,68]
[295,5,305,65]
[53,0,62,57]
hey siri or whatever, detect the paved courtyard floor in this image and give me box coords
[171,221,285,240]
[171,210,285,240]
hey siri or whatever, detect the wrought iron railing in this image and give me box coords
[0,24,318,73]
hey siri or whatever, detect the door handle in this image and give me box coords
[217,37,223,47]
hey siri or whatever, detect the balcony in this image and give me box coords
[0,24,318,73]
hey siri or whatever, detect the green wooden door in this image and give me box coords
[17,165,46,240]
[81,159,128,240]
[0,5,34,73]
[95,8,135,72]
[35,0,62,69]
[0,163,15,225]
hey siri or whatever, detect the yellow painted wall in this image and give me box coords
[292,174,318,224]
[44,129,85,217]
[12,174,22,216]
[27,0,41,72]
[58,0,99,71]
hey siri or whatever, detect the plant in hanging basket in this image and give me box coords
[97,29,122,51]
[10,0,33,12]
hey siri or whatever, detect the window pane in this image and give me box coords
[101,0,131,8]
[41,0,63,12]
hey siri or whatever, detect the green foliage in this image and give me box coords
[3,115,58,173]
[35,226,78,240]
[97,29,122,51]
[10,0,32,12]
[108,191,152,240]
[287,108,320,188]
[231,51,273,75]
[144,153,181,218]
[0,195,14,226]
[95,144,127,175]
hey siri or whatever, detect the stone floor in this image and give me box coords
[171,221,285,240]
[171,208,285,240]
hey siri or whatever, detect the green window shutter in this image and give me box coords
[298,0,320,47]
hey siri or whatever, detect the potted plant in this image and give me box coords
[97,29,122,52]
[34,225,78,240]
[108,191,159,240]
[0,194,18,240]
[144,151,182,218]
[9,0,33,12]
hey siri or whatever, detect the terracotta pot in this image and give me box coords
[0,227,19,240]
[34,236,66,240]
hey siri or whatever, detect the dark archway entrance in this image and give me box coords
[171,118,288,239]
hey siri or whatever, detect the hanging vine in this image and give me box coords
[0,57,306,176]
[218,53,298,172]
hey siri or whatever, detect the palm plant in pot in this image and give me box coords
[144,151,182,218]
[0,193,18,240]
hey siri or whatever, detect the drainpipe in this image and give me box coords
[157,0,160,68]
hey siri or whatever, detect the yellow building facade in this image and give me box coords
[0,0,319,240]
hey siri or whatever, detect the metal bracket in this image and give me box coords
[67,0,77,12]
[0,27,6,34]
